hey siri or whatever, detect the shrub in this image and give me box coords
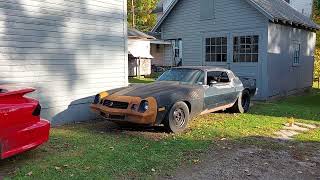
[315,49,320,78]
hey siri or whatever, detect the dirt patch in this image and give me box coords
[160,137,320,180]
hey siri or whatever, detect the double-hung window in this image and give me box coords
[233,35,259,63]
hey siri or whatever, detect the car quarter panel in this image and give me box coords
[0,86,50,159]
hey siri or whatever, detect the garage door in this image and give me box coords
[203,33,261,97]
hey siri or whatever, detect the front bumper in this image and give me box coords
[90,96,158,125]
[0,119,50,159]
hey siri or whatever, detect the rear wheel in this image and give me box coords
[230,89,251,113]
[164,102,190,133]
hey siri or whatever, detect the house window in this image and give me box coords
[205,37,227,62]
[233,35,259,63]
[293,42,301,66]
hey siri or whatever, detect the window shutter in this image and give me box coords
[200,0,214,20]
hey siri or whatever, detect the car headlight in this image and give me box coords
[93,94,100,104]
[139,100,149,113]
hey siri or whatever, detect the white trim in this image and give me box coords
[123,0,128,86]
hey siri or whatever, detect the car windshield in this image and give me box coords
[157,68,203,84]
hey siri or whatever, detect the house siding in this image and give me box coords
[267,23,316,98]
[151,44,165,66]
[160,0,269,99]
[0,0,128,125]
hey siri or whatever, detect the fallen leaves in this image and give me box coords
[26,171,33,176]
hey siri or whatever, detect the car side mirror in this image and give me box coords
[210,80,218,86]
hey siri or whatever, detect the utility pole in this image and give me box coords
[131,0,135,28]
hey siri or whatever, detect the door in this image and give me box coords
[204,71,237,110]
[171,39,183,66]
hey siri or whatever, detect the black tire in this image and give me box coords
[164,102,190,133]
[230,89,251,113]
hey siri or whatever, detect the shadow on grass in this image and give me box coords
[249,88,320,122]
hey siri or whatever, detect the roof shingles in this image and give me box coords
[249,0,319,29]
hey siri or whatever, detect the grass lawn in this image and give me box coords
[1,89,320,179]
[129,77,156,84]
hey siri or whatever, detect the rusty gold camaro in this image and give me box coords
[90,66,256,133]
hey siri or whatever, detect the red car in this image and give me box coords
[0,86,50,159]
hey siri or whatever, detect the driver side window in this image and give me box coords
[207,71,230,86]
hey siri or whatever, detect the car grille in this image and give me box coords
[103,100,129,109]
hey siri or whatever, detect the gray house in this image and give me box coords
[0,0,128,125]
[285,0,313,17]
[152,0,319,100]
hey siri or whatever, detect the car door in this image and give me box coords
[204,71,237,110]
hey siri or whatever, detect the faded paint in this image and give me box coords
[91,67,254,126]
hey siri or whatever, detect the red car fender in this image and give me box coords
[0,85,50,159]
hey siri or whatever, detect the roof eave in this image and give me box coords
[245,0,275,22]
[151,0,179,32]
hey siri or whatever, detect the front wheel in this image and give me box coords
[229,89,251,113]
[164,102,190,133]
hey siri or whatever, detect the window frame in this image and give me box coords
[205,37,228,63]
[292,41,301,66]
[233,35,259,63]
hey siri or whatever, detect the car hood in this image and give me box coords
[112,81,195,98]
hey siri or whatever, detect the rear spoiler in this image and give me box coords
[0,86,35,98]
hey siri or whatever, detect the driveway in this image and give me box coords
[161,137,320,180]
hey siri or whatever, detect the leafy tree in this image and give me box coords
[127,0,159,32]
[315,49,320,78]
[313,0,320,78]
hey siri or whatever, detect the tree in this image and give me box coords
[313,0,320,78]
[128,0,159,32]
[315,49,320,78]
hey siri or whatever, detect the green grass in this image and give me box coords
[129,77,156,84]
[2,89,320,179]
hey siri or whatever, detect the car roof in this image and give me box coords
[172,66,230,72]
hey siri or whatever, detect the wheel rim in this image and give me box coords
[173,108,186,127]
[241,94,249,110]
